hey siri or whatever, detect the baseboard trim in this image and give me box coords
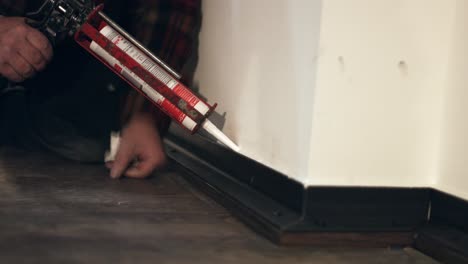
[413,190,468,263]
[414,224,468,264]
[165,127,468,255]
[165,138,301,244]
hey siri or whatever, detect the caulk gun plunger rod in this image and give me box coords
[97,11,181,80]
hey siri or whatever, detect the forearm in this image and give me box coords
[121,90,171,136]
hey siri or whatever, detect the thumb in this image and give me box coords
[110,141,133,179]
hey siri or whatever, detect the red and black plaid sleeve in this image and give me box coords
[0,0,25,15]
[0,0,48,16]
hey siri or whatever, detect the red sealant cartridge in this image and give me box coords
[73,5,239,151]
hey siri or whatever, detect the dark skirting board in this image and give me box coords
[165,126,468,261]
[414,191,468,263]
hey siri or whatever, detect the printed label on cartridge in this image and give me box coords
[161,100,197,130]
[98,25,211,116]
[90,42,143,91]
[89,41,197,132]
[173,83,210,114]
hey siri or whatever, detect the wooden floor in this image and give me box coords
[0,148,439,264]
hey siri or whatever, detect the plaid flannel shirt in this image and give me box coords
[0,0,202,134]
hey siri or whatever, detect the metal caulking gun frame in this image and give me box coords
[26,0,239,151]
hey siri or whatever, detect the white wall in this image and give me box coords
[307,0,455,187]
[196,0,468,200]
[195,0,322,183]
[437,0,468,200]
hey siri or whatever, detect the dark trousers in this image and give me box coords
[0,39,126,162]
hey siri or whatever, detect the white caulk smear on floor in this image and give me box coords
[201,120,240,152]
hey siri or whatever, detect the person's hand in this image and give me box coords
[108,112,167,179]
[0,17,53,82]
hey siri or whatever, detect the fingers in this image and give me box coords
[18,29,51,72]
[25,29,53,63]
[17,41,47,72]
[110,141,133,179]
[0,20,52,82]
[2,51,37,81]
[11,53,36,79]
[0,62,24,83]
[106,113,166,179]
[106,150,166,179]
[124,155,166,179]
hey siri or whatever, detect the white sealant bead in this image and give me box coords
[201,120,240,152]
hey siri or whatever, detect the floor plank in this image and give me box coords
[0,148,439,263]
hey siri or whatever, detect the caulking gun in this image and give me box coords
[25,0,239,151]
